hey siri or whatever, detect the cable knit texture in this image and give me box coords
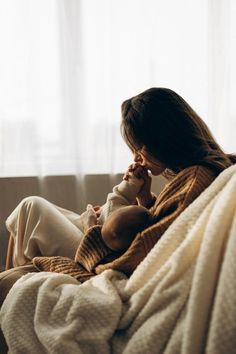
[33,256,94,282]
[33,165,215,279]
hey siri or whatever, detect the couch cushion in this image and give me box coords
[0,265,38,308]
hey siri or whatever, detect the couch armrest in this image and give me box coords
[5,233,14,270]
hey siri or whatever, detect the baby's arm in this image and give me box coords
[98,171,144,224]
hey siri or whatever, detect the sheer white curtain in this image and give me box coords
[0,0,235,177]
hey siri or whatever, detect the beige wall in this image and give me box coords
[0,174,166,270]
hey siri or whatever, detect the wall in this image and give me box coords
[0,174,166,270]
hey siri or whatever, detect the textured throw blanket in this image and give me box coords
[1,165,236,354]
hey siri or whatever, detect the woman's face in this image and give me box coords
[133,147,165,176]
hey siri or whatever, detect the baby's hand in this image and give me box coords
[93,205,102,218]
[123,163,147,181]
[80,204,98,233]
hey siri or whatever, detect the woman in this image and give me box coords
[4,87,236,274]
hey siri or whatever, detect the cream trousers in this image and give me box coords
[6,196,84,267]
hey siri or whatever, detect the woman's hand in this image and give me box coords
[79,204,99,233]
[136,167,153,207]
[123,163,154,208]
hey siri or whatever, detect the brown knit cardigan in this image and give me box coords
[33,165,215,282]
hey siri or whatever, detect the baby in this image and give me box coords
[77,165,155,252]
[101,205,153,251]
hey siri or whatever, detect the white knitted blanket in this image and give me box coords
[1,165,236,354]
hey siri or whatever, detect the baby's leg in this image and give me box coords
[6,196,84,267]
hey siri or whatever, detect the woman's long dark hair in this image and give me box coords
[121,87,236,177]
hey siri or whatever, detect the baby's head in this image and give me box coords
[101,205,153,251]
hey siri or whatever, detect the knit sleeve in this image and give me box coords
[94,166,215,276]
[74,225,117,272]
[142,166,215,251]
[32,256,95,283]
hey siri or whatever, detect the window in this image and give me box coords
[0,0,235,177]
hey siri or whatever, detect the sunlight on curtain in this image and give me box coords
[0,0,235,177]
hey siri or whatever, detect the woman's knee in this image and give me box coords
[0,265,38,308]
[6,196,49,231]
[6,196,52,227]
[19,196,50,214]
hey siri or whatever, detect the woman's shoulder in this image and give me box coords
[156,165,215,205]
[174,165,215,183]
[169,165,216,191]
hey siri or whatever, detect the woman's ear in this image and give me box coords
[133,151,142,163]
